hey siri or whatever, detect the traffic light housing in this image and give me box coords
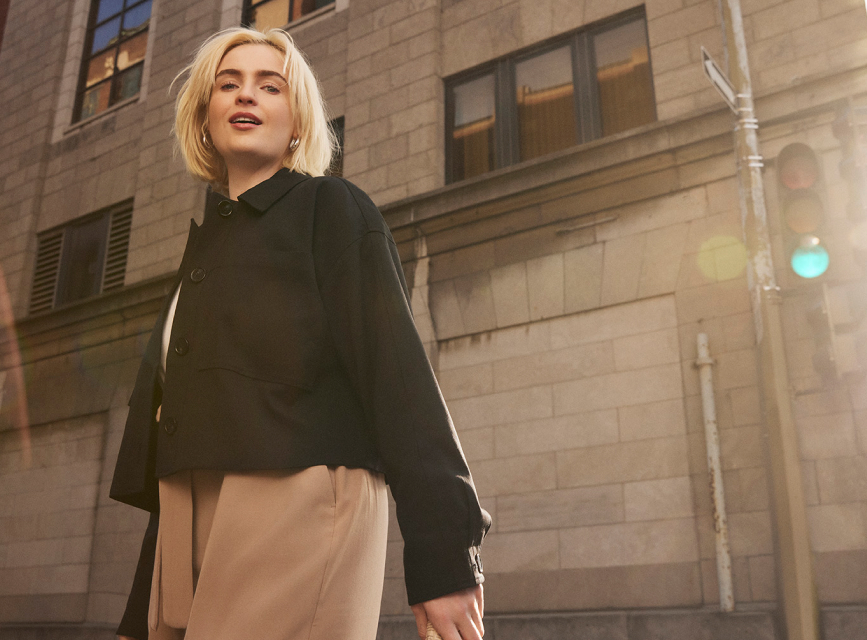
[832,104,867,270]
[776,143,829,279]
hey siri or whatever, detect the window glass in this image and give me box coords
[76,0,151,121]
[515,46,577,162]
[594,19,655,137]
[96,0,123,22]
[249,0,290,31]
[450,74,496,182]
[114,64,143,101]
[247,0,334,30]
[117,31,147,69]
[86,49,115,87]
[122,0,151,33]
[56,216,109,306]
[80,82,111,120]
[91,16,121,53]
[444,11,656,184]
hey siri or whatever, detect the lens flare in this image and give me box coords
[697,235,748,281]
[0,264,31,468]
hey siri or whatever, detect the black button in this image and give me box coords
[163,417,177,435]
[190,268,206,282]
[174,337,189,355]
[218,200,233,217]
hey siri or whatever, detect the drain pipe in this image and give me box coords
[695,333,735,612]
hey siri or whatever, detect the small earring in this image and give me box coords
[289,138,300,151]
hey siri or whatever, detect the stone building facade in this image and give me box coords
[0,0,866,638]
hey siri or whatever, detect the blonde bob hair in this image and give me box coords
[173,27,336,186]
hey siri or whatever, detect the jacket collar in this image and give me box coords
[239,168,310,213]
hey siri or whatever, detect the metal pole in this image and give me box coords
[716,2,820,639]
[695,334,734,612]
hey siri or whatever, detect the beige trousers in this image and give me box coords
[148,466,389,640]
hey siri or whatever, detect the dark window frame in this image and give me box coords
[241,0,335,29]
[444,7,656,183]
[73,0,152,123]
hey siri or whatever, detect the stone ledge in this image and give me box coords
[377,609,779,640]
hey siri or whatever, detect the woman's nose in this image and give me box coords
[236,84,256,104]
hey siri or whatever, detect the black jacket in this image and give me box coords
[112,169,490,639]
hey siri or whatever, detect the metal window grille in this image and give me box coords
[29,200,133,314]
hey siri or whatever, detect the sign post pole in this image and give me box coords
[705,3,820,639]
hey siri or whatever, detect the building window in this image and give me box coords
[75,0,152,122]
[445,10,655,183]
[243,0,334,30]
[329,116,344,177]
[30,201,133,314]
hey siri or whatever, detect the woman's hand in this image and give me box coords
[410,584,484,640]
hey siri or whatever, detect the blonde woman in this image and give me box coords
[112,27,489,640]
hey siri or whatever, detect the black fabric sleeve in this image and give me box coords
[315,181,491,605]
[116,509,158,639]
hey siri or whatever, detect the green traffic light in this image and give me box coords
[791,236,829,278]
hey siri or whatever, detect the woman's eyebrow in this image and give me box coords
[215,69,287,83]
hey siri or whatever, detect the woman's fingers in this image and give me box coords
[411,602,430,639]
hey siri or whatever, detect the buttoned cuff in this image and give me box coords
[403,542,485,605]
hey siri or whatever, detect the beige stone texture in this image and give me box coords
[557,436,689,488]
[815,456,867,504]
[624,476,694,522]
[808,503,867,553]
[490,262,530,327]
[437,362,494,401]
[494,411,619,458]
[471,453,559,498]
[482,530,560,573]
[613,327,680,372]
[563,243,604,313]
[497,484,624,532]
[448,385,553,431]
[549,295,677,350]
[458,427,495,461]
[618,398,687,441]
[560,518,699,568]
[453,271,498,334]
[727,511,774,557]
[439,322,551,371]
[797,411,860,460]
[553,362,684,416]
[748,554,778,602]
[723,467,771,514]
[492,342,614,392]
[600,234,644,306]
[526,254,565,321]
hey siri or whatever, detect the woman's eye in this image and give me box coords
[263,85,281,94]
[219,82,238,90]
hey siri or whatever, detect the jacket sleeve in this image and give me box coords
[314,179,491,605]
[116,509,158,640]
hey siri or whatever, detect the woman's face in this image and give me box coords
[208,43,294,178]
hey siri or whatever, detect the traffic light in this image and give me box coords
[805,285,839,386]
[776,143,829,279]
[832,104,867,269]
